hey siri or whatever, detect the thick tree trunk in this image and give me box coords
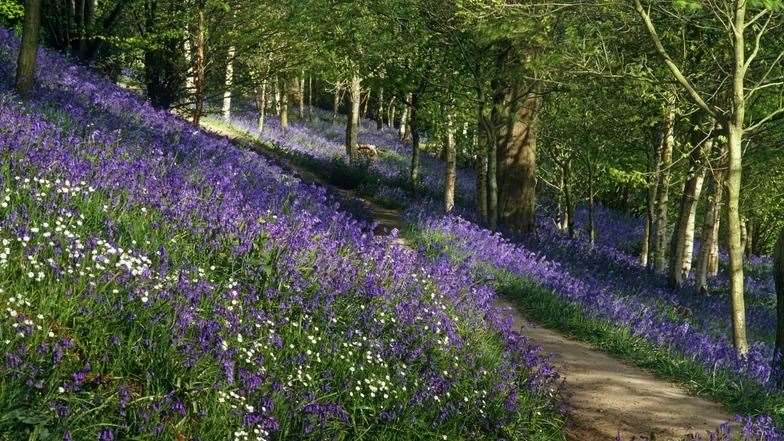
[345,74,361,161]
[279,77,289,129]
[774,230,784,376]
[255,80,267,133]
[222,45,236,120]
[191,2,206,124]
[15,0,42,95]
[653,104,675,273]
[409,92,420,185]
[696,168,724,294]
[444,108,457,213]
[497,86,539,236]
[376,88,384,130]
[668,121,712,287]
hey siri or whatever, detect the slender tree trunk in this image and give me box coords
[298,72,305,119]
[668,120,712,287]
[696,167,724,294]
[345,74,361,161]
[774,230,784,377]
[727,122,748,353]
[279,77,289,129]
[409,92,420,185]
[274,76,282,116]
[641,141,661,267]
[399,96,410,140]
[564,160,575,237]
[376,88,384,130]
[191,1,206,124]
[497,85,539,236]
[183,35,194,99]
[388,97,396,129]
[15,0,42,95]
[444,107,457,213]
[587,174,596,247]
[653,102,675,273]
[475,101,489,224]
[222,45,236,120]
[307,75,313,120]
[362,89,370,120]
[557,166,566,232]
[487,85,504,231]
[255,80,267,133]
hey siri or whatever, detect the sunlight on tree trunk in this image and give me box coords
[641,140,661,267]
[345,75,361,161]
[695,167,724,295]
[409,92,420,185]
[376,88,384,130]
[222,46,236,120]
[444,108,457,213]
[280,77,289,129]
[255,80,267,133]
[653,102,675,274]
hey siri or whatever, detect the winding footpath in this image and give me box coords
[204,122,733,441]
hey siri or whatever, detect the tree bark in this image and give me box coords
[191,1,206,124]
[308,75,313,120]
[399,96,409,140]
[774,230,784,376]
[222,45,236,120]
[587,167,596,246]
[497,85,539,236]
[298,73,305,119]
[332,82,342,125]
[362,89,370,120]
[695,167,724,294]
[668,120,712,287]
[653,102,675,273]
[409,92,420,185]
[388,97,396,129]
[376,88,384,130]
[641,140,661,267]
[255,80,267,133]
[345,74,361,161]
[475,102,489,225]
[279,77,289,129]
[444,107,457,213]
[15,0,42,95]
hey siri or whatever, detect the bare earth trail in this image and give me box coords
[204,123,733,440]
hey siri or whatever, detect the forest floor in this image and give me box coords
[202,121,733,441]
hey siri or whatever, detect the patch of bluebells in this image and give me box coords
[0,30,563,439]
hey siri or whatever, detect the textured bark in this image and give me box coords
[668,121,712,287]
[298,73,305,119]
[15,0,42,95]
[641,141,661,267]
[696,167,724,294]
[279,77,289,129]
[345,75,361,161]
[255,80,267,133]
[190,2,206,124]
[475,105,489,224]
[653,104,675,273]
[221,46,236,120]
[726,123,748,353]
[399,97,409,140]
[497,86,539,236]
[274,77,281,116]
[444,109,457,213]
[362,89,370,120]
[388,97,396,129]
[587,169,597,246]
[331,82,341,125]
[774,230,784,374]
[376,88,384,130]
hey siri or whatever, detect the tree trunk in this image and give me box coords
[191,1,206,124]
[388,97,396,129]
[222,45,236,120]
[345,74,361,161]
[409,92,420,185]
[362,89,370,120]
[726,123,748,353]
[298,73,305,119]
[255,80,267,133]
[653,103,675,273]
[376,88,384,130]
[274,77,282,116]
[15,0,42,95]
[444,108,457,213]
[641,141,661,267]
[587,177,596,247]
[399,96,409,140]
[487,86,504,231]
[695,167,724,294]
[475,104,489,224]
[308,75,313,120]
[564,160,575,237]
[668,120,712,287]
[497,85,539,236]
[332,82,341,125]
[774,229,784,376]
[280,77,289,129]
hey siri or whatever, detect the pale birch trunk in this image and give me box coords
[345,74,361,161]
[221,45,236,120]
[641,141,661,267]
[696,167,724,294]
[399,97,409,140]
[444,108,457,213]
[654,103,675,273]
[255,80,267,133]
[279,77,289,129]
[376,88,384,130]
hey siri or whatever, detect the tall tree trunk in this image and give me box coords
[653,103,675,273]
[332,81,343,125]
[376,88,384,130]
[362,89,370,120]
[774,230,784,377]
[409,92,420,185]
[15,0,42,95]
[307,75,313,120]
[497,85,539,236]
[399,96,409,140]
[668,120,712,287]
[641,140,661,267]
[275,77,282,117]
[388,97,396,128]
[345,74,361,161]
[191,1,206,124]
[444,107,457,213]
[255,80,267,133]
[696,167,724,294]
[222,45,236,120]
[298,73,305,119]
[564,160,575,237]
[475,102,489,224]
[279,77,289,129]
[487,85,504,231]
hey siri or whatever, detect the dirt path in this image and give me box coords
[206,123,733,441]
